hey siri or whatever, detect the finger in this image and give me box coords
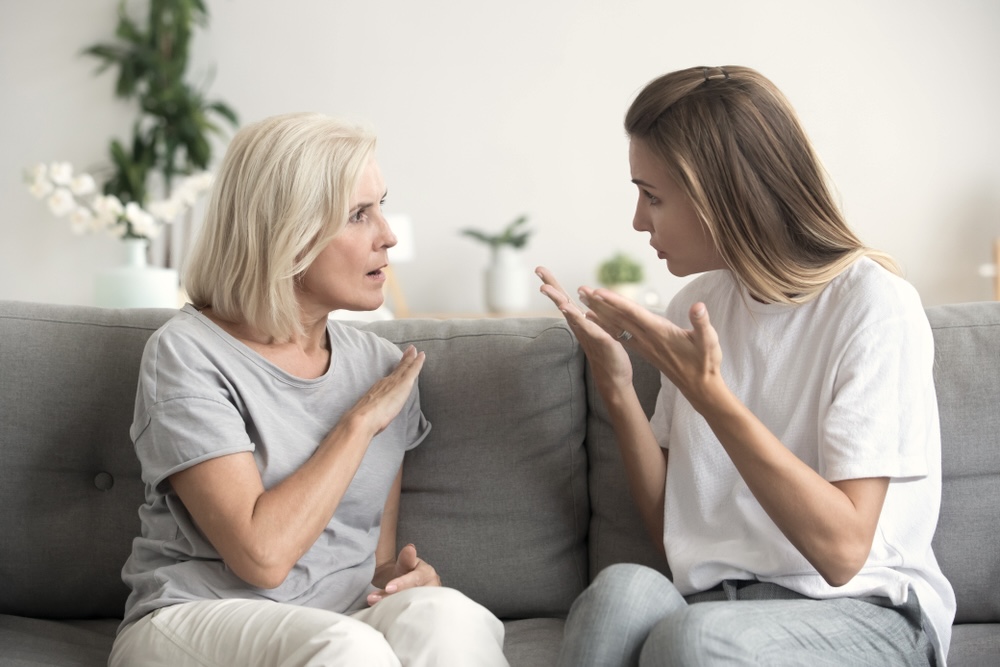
[688,302,719,351]
[536,267,582,312]
[396,543,419,572]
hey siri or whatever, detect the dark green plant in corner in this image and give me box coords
[460,214,532,250]
[83,0,238,249]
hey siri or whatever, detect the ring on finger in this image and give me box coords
[617,329,633,342]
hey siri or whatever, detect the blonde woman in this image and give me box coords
[110,113,508,667]
[538,67,955,666]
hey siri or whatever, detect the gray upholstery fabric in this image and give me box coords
[0,299,998,666]
[0,303,173,619]
[585,346,671,579]
[359,318,590,618]
[927,302,1000,625]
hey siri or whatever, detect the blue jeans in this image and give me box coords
[557,563,933,667]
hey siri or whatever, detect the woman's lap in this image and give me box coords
[558,563,932,667]
[109,587,508,667]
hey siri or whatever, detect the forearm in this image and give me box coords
[601,382,668,556]
[248,416,376,575]
[174,413,379,589]
[696,385,883,586]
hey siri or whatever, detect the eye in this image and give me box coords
[643,190,660,205]
[349,206,368,223]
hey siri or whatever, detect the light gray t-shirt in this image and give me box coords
[119,304,430,631]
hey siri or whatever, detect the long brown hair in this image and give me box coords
[625,66,897,303]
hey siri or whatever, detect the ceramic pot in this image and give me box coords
[94,238,179,308]
[484,245,529,313]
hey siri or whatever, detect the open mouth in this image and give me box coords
[366,268,385,278]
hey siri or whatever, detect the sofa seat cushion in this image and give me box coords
[0,615,117,666]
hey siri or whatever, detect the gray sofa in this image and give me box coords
[0,299,997,666]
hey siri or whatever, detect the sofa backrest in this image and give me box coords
[0,301,174,619]
[0,302,590,622]
[925,302,1000,624]
[359,317,590,619]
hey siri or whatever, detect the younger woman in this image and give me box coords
[538,66,955,666]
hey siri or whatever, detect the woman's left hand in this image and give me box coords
[579,286,725,410]
[367,543,441,605]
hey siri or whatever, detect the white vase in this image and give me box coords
[484,245,530,313]
[606,282,642,302]
[94,238,179,309]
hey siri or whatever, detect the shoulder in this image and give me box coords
[327,320,403,371]
[821,258,927,330]
[143,305,229,367]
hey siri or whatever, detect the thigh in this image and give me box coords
[110,599,399,667]
[558,563,686,667]
[351,586,508,667]
[641,597,931,667]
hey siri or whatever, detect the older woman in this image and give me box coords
[110,112,508,667]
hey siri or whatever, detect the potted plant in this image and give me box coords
[24,0,239,309]
[82,0,239,266]
[460,215,533,313]
[597,252,644,300]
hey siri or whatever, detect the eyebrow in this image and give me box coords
[631,178,657,190]
[350,189,389,213]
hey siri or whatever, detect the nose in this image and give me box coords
[377,212,398,250]
[632,198,650,233]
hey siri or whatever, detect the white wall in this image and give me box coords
[2,0,998,313]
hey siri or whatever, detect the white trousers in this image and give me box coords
[109,587,509,667]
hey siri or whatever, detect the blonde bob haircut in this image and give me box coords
[185,112,377,340]
[625,66,898,304]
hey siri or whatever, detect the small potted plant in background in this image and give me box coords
[597,251,645,301]
[460,214,533,313]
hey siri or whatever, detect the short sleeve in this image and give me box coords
[821,311,937,481]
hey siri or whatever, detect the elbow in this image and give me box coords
[227,547,297,590]
[239,565,291,590]
[815,542,870,588]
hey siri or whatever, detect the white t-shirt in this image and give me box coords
[120,305,430,631]
[650,259,956,662]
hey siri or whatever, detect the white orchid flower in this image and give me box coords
[48,162,73,185]
[70,173,97,196]
[29,178,54,200]
[148,199,181,222]
[69,207,93,235]
[47,188,76,216]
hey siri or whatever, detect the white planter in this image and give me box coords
[484,246,529,313]
[95,238,179,309]
[606,282,642,302]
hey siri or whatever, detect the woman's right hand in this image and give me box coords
[346,345,426,437]
[536,266,633,392]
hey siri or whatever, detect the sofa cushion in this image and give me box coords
[585,346,672,579]
[926,302,1000,625]
[0,302,174,619]
[360,317,590,619]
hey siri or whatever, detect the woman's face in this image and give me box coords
[628,138,725,277]
[298,157,397,315]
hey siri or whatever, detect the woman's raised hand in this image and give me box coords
[577,286,725,411]
[536,266,634,392]
[538,265,725,409]
[346,346,426,437]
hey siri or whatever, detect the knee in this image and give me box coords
[393,587,502,636]
[583,563,679,610]
[309,619,399,665]
[642,604,750,667]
